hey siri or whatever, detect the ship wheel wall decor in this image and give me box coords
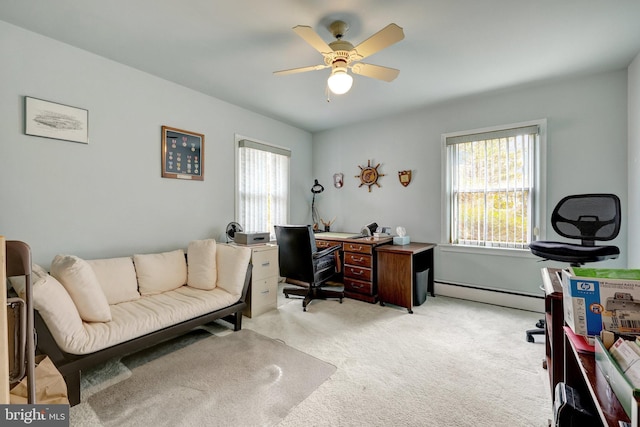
[355,159,385,192]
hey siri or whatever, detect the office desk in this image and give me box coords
[376,243,436,313]
[315,232,392,303]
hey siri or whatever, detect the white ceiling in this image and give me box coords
[3,0,640,133]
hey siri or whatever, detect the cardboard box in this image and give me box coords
[562,268,640,337]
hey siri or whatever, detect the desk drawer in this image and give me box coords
[343,242,373,254]
[252,277,278,307]
[316,240,336,249]
[244,277,278,318]
[252,249,278,280]
[344,277,373,295]
[344,265,372,282]
[344,252,372,268]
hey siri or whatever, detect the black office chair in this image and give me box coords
[274,224,344,311]
[527,193,621,342]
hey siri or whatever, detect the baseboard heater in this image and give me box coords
[436,280,544,299]
[435,281,544,312]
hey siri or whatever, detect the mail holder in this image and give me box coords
[594,337,640,423]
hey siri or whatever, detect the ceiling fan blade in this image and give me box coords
[273,64,329,76]
[292,25,333,54]
[351,63,400,82]
[352,23,405,60]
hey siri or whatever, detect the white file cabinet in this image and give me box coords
[243,244,279,318]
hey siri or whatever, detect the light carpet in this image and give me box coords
[243,288,552,427]
[71,289,552,426]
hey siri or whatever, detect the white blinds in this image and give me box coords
[237,140,290,238]
[447,126,538,248]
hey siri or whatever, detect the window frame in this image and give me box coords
[234,134,291,240]
[440,119,547,256]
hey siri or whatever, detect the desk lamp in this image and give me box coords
[311,179,324,230]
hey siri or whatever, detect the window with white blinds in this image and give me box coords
[444,123,543,249]
[237,139,290,239]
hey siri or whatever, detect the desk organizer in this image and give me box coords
[595,336,640,419]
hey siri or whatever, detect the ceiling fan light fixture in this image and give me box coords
[327,68,353,95]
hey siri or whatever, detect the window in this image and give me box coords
[236,138,290,239]
[443,121,546,250]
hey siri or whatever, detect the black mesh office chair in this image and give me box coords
[274,224,344,311]
[527,193,621,342]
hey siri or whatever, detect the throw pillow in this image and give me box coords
[187,239,217,290]
[216,244,252,298]
[87,257,140,305]
[133,249,187,295]
[50,255,112,322]
[31,273,85,342]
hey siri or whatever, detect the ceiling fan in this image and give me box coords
[274,20,404,95]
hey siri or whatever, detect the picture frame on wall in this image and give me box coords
[161,126,204,181]
[24,96,89,144]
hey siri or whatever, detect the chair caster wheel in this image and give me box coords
[526,334,534,343]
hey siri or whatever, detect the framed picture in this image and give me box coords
[161,126,204,181]
[24,96,89,144]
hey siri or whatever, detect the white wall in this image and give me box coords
[313,70,628,296]
[628,53,640,266]
[0,21,312,267]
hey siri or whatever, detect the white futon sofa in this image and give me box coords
[9,239,252,406]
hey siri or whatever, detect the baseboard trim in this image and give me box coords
[435,281,544,313]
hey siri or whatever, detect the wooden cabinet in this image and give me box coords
[315,233,392,303]
[541,267,564,398]
[342,240,385,303]
[243,244,279,318]
[376,243,436,313]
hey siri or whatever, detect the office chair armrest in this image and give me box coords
[313,244,341,259]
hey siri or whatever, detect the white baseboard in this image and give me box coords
[435,282,544,313]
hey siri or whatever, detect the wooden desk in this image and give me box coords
[315,232,392,303]
[376,243,436,313]
[564,327,633,426]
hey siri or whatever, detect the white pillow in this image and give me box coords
[216,244,252,298]
[187,239,217,290]
[50,255,112,322]
[31,273,85,344]
[87,257,140,305]
[133,249,187,295]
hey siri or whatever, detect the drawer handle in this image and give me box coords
[261,261,270,267]
[260,290,270,295]
[353,256,365,262]
[351,283,364,289]
[350,269,363,276]
[348,245,363,251]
